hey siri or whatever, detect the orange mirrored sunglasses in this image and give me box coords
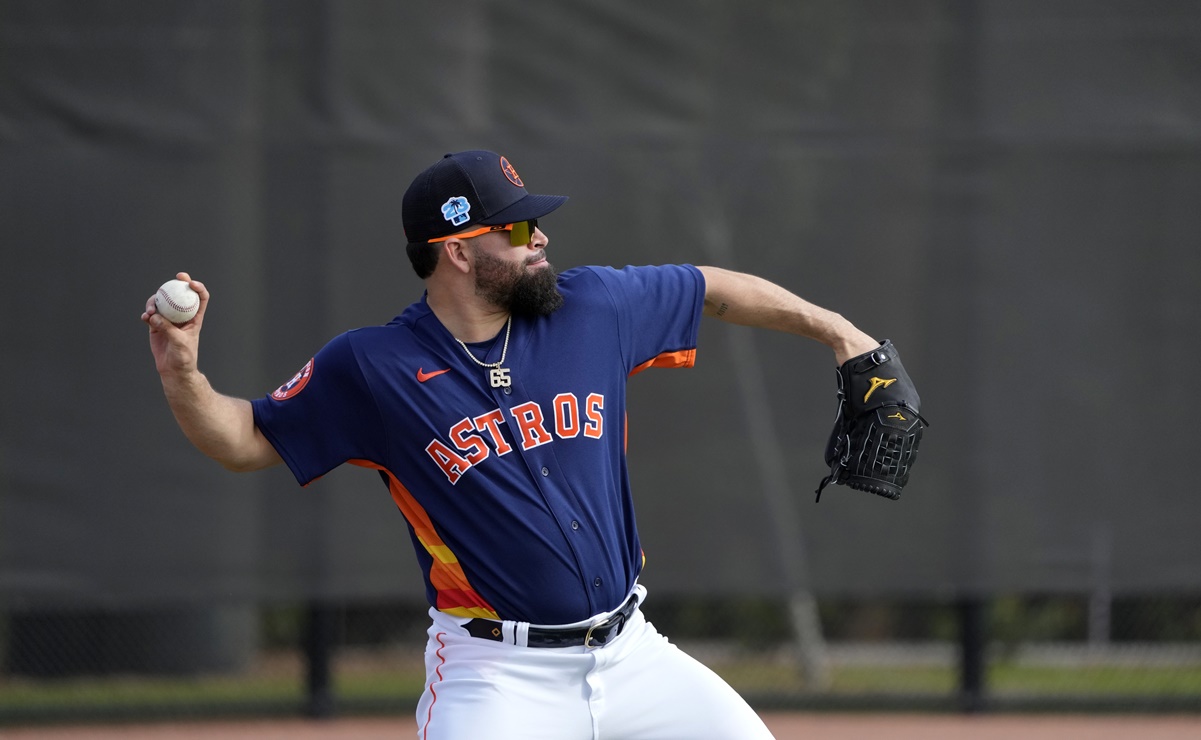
[427,219,538,247]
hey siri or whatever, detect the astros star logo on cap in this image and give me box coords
[500,156,523,187]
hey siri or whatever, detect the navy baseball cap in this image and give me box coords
[402,150,569,244]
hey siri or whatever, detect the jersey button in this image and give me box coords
[541,466,549,476]
[571,520,580,531]
[593,577,603,588]
[503,386,512,395]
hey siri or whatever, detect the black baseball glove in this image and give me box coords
[815,340,927,502]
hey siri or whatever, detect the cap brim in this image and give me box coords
[481,194,569,225]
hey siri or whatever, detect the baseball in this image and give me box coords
[154,279,200,325]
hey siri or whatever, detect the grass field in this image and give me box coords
[5,714,1201,740]
[3,649,1201,722]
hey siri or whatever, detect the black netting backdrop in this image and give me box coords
[2,0,1200,610]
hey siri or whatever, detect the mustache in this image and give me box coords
[525,251,548,265]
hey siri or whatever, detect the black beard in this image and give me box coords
[473,249,565,317]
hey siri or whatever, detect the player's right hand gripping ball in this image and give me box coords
[815,340,928,502]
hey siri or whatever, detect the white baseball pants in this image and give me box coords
[415,586,775,740]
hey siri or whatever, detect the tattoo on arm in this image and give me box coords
[716,302,729,317]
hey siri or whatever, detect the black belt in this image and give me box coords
[464,593,639,649]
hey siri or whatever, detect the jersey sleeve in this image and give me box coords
[251,331,385,486]
[589,264,706,375]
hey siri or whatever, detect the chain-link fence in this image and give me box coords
[4,595,1199,724]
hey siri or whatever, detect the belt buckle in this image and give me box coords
[583,593,637,649]
[583,611,625,650]
[583,621,603,650]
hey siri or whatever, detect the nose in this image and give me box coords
[529,225,548,249]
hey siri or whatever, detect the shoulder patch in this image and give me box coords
[271,358,314,400]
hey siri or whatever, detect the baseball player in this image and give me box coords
[143,150,884,739]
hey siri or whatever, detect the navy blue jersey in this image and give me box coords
[252,264,705,624]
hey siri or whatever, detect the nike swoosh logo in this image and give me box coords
[417,367,451,383]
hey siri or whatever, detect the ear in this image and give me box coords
[441,239,474,275]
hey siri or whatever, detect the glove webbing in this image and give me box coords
[815,399,927,503]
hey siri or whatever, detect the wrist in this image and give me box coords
[161,367,208,398]
[831,324,879,366]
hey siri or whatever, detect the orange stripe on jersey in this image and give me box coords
[349,459,499,620]
[436,589,499,618]
[629,348,696,377]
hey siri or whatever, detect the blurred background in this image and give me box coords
[2,0,1200,725]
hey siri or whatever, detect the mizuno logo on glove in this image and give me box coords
[817,340,927,503]
[863,376,897,402]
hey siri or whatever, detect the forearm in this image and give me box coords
[697,266,878,365]
[160,370,280,472]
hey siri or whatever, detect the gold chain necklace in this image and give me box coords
[454,315,512,388]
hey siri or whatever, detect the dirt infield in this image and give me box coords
[5,713,1201,739]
